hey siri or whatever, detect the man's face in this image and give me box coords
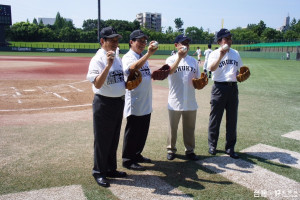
[130,37,147,54]
[102,36,119,51]
[175,39,190,51]
[220,35,232,47]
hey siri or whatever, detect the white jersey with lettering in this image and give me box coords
[207,48,243,82]
[166,54,200,111]
[122,49,152,117]
[86,48,125,97]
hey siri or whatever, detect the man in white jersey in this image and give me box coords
[86,27,127,187]
[207,28,243,159]
[203,44,213,78]
[165,34,201,161]
[193,46,202,65]
[122,30,158,171]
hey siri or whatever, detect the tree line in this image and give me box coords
[4,12,300,44]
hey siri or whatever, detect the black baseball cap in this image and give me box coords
[217,28,232,41]
[100,27,122,39]
[174,34,191,44]
[130,30,148,40]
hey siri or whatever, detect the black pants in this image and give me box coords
[92,94,124,177]
[122,114,151,165]
[208,82,239,152]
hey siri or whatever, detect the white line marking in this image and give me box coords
[282,130,300,141]
[198,155,300,199]
[241,143,300,169]
[23,89,36,92]
[52,92,69,101]
[10,87,22,96]
[0,104,92,112]
[0,185,87,200]
[37,86,49,93]
[67,85,83,92]
[109,171,192,200]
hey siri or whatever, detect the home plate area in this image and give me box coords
[1,131,299,199]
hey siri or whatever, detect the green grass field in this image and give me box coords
[0,53,299,199]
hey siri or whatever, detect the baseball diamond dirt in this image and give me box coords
[0,56,166,125]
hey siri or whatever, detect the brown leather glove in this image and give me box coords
[236,66,250,82]
[125,69,142,90]
[152,64,170,80]
[192,72,208,90]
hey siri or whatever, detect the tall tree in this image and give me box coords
[174,18,184,33]
[82,19,100,31]
[53,12,65,30]
[185,26,204,43]
[32,18,38,25]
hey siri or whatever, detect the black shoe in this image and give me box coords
[137,156,152,163]
[123,163,145,171]
[208,148,216,155]
[167,153,175,160]
[93,174,110,187]
[226,151,239,159]
[107,170,127,178]
[186,153,199,161]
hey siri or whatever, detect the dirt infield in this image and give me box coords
[0,55,166,126]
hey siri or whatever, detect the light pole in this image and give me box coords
[97,0,101,43]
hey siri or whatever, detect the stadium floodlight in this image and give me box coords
[97,0,101,43]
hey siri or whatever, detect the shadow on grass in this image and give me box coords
[115,154,233,197]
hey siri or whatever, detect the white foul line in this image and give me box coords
[37,86,69,101]
[198,151,300,199]
[282,130,300,141]
[67,85,83,92]
[52,92,69,101]
[0,104,92,112]
[11,87,22,103]
[241,143,300,169]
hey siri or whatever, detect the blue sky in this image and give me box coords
[2,0,300,33]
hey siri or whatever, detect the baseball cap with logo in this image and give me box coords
[217,28,232,41]
[100,27,122,39]
[174,34,191,44]
[130,30,149,40]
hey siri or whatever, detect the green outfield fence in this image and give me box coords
[1,41,299,60]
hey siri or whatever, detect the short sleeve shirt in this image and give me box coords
[86,49,125,97]
[166,54,200,111]
[122,49,152,117]
[207,48,243,82]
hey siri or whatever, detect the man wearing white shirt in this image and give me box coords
[122,30,158,171]
[207,28,243,159]
[166,34,201,161]
[203,44,213,78]
[86,27,127,187]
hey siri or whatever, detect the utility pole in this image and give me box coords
[97,0,101,43]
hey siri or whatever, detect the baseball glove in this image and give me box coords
[236,66,250,82]
[126,69,142,90]
[152,64,170,80]
[192,72,208,90]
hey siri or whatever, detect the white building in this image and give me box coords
[38,18,73,26]
[136,12,161,32]
[278,15,290,32]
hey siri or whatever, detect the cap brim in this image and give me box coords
[177,38,191,43]
[133,35,149,40]
[217,33,232,40]
[105,34,122,39]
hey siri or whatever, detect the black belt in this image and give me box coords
[214,81,237,86]
[95,94,125,100]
